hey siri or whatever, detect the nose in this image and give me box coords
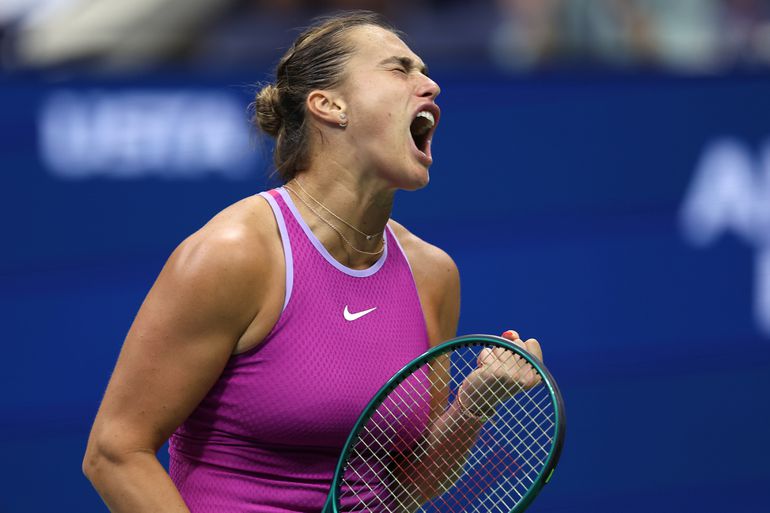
[417,75,440,100]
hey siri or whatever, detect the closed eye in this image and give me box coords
[380,56,429,77]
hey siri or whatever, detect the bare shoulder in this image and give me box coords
[188,193,278,256]
[388,219,458,288]
[171,194,280,286]
[149,193,284,341]
[84,195,283,458]
[388,220,460,344]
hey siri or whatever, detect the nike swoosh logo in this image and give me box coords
[344,305,377,321]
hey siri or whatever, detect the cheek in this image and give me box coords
[348,82,401,125]
[355,110,400,145]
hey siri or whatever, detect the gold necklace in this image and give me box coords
[294,178,383,241]
[284,184,385,256]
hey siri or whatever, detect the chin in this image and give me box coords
[396,167,431,191]
[376,158,432,191]
[412,170,431,190]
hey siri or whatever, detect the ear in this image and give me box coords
[306,89,347,127]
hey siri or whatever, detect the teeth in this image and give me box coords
[411,110,435,138]
[416,110,435,127]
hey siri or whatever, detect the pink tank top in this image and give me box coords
[168,187,430,512]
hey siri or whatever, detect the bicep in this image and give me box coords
[89,236,262,454]
[426,250,460,346]
[424,250,461,418]
[387,224,461,418]
[437,257,460,344]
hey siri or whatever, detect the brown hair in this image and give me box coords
[253,11,400,182]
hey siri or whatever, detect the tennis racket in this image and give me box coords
[321,334,566,513]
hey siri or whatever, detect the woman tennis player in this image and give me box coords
[83,11,543,512]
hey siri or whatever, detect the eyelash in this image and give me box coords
[393,67,408,75]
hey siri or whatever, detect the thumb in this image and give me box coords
[501,330,520,341]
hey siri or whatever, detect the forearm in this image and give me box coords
[84,449,190,513]
[394,399,484,509]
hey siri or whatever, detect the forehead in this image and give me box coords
[344,25,424,69]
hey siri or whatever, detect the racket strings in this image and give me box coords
[422,353,551,511]
[338,344,556,512]
[434,350,553,497]
[341,349,543,512]
[390,360,553,496]
[439,350,553,508]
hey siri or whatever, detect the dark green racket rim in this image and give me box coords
[324,333,566,513]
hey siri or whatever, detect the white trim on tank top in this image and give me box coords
[258,191,294,310]
[277,187,388,278]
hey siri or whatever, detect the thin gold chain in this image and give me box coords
[294,178,383,241]
[284,184,385,256]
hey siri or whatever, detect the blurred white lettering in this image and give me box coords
[680,137,770,336]
[39,90,258,180]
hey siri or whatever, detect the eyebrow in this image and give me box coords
[379,56,429,77]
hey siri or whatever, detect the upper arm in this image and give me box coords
[418,249,459,419]
[388,221,460,423]
[87,221,268,458]
[431,249,460,344]
[388,221,460,345]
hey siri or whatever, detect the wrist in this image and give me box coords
[456,390,491,422]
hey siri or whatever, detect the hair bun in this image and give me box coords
[254,84,283,137]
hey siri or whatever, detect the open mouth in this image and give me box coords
[410,110,435,154]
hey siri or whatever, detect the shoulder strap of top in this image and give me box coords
[258,189,294,310]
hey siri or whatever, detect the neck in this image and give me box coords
[285,165,394,268]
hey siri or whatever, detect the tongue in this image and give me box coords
[410,116,431,137]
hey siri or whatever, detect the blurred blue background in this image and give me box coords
[2,1,770,512]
